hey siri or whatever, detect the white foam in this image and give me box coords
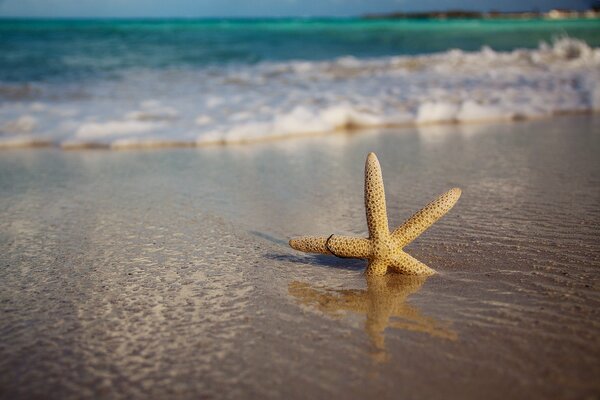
[195,115,213,126]
[456,101,514,122]
[125,101,179,121]
[1,115,38,133]
[76,120,161,139]
[30,102,47,112]
[416,102,460,124]
[1,37,598,148]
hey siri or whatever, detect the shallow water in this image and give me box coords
[0,115,599,399]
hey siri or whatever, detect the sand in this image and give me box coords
[0,115,599,399]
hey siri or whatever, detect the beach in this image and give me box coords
[1,115,599,399]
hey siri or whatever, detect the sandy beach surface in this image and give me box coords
[1,115,599,399]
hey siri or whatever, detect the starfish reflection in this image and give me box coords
[288,274,457,363]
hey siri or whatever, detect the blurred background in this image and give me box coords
[0,0,599,148]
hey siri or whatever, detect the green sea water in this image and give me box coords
[1,18,599,82]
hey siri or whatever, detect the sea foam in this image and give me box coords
[0,38,598,148]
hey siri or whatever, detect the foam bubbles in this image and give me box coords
[1,115,38,134]
[417,102,460,124]
[456,102,514,122]
[126,101,179,121]
[76,120,161,139]
[0,38,598,149]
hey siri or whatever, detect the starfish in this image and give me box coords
[289,152,461,276]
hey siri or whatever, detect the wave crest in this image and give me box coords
[1,38,599,148]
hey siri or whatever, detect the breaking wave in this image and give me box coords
[1,38,599,149]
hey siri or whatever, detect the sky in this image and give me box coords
[0,0,592,18]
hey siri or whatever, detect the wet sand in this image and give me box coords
[1,115,599,399]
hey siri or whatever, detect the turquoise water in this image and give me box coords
[1,18,599,82]
[0,18,599,148]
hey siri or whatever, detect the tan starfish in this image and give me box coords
[289,152,461,276]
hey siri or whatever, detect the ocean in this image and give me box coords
[0,18,599,148]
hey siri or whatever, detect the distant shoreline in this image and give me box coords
[363,9,600,21]
[0,9,599,21]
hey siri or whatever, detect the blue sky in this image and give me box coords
[0,0,591,18]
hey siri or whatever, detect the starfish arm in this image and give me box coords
[364,152,390,241]
[289,235,371,258]
[365,258,390,277]
[289,235,331,255]
[391,187,461,247]
[388,250,435,275]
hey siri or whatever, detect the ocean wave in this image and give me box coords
[0,38,598,149]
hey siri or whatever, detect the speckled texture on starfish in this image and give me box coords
[289,152,461,276]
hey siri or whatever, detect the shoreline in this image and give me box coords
[1,109,597,151]
[362,10,600,21]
